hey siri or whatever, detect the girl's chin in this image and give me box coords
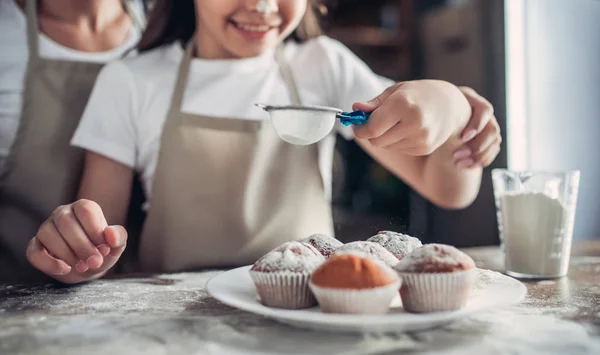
[227,40,280,58]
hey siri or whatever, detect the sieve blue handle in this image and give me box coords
[337,110,371,126]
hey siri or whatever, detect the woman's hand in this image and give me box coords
[352,80,471,156]
[26,199,127,284]
[453,87,502,168]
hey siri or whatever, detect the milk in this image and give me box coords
[496,192,575,278]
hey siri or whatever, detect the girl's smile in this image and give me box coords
[228,16,282,41]
[195,0,305,59]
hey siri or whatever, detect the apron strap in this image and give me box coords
[25,0,40,60]
[168,41,195,117]
[275,45,302,106]
[123,0,147,32]
[120,0,148,58]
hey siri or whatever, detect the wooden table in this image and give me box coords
[1,243,599,355]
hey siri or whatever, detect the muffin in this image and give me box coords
[334,241,399,267]
[393,244,476,313]
[250,241,325,309]
[301,233,343,258]
[309,253,401,314]
[367,231,422,260]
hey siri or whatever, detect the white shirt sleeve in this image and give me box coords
[316,37,396,139]
[71,61,138,168]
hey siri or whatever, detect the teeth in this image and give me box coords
[236,23,271,32]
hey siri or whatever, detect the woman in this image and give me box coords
[24,0,501,284]
[0,0,146,282]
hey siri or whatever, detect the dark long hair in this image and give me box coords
[138,0,326,52]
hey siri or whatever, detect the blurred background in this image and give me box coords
[323,0,600,246]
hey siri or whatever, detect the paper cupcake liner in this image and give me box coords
[397,268,476,313]
[250,271,316,309]
[309,280,401,314]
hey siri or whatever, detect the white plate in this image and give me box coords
[206,266,526,333]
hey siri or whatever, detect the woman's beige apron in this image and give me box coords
[0,0,143,282]
[137,42,334,272]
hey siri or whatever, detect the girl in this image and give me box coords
[0,0,146,282]
[25,0,501,284]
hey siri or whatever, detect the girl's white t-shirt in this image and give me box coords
[71,36,394,200]
[0,0,143,160]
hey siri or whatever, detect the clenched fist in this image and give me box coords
[26,199,127,284]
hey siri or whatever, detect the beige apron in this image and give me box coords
[0,0,143,282]
[138,42,334,272]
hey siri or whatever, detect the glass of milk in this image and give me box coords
[492,169,580,279]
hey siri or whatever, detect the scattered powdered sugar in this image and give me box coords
[0,272,222,317]
[301,234,343,258]
[367,231,423,260]
[334,241,400,267]
[2,266,599,354]
[422,310,600,355]
[472,269,514,290]
[395,244,475,272]
[251,241,325,273]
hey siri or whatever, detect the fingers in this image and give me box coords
[458,86,494,142]
[455,134,501,168]
[99,225,128,270]
[26,236,72,276]
[467,121,498,155]
[352,83,406,139]
[52,206,103,271]
[36,221,79,268]
[473,137,502,167]
[352,83,402,112]
[454,111,502,168]
[72,199,109,249]
[353,90,415,141]
[365,121,414,148]
[27,200,127,283]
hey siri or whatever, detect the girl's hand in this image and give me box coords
[453,87,502,168]
[26,199,127,284]
[352,80,471,156]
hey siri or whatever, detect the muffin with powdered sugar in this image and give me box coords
[394,244,476,313]
[250,241,325,309]
[301,233,343,258]
[367,231,422,260]
[333,241,399,267]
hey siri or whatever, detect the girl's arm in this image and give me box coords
[319,38,499,209]
[357,128,482,210]
[25,58,140,283]
[78,152,134,226]
[26,152,132,284]
[353,80,483,209]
